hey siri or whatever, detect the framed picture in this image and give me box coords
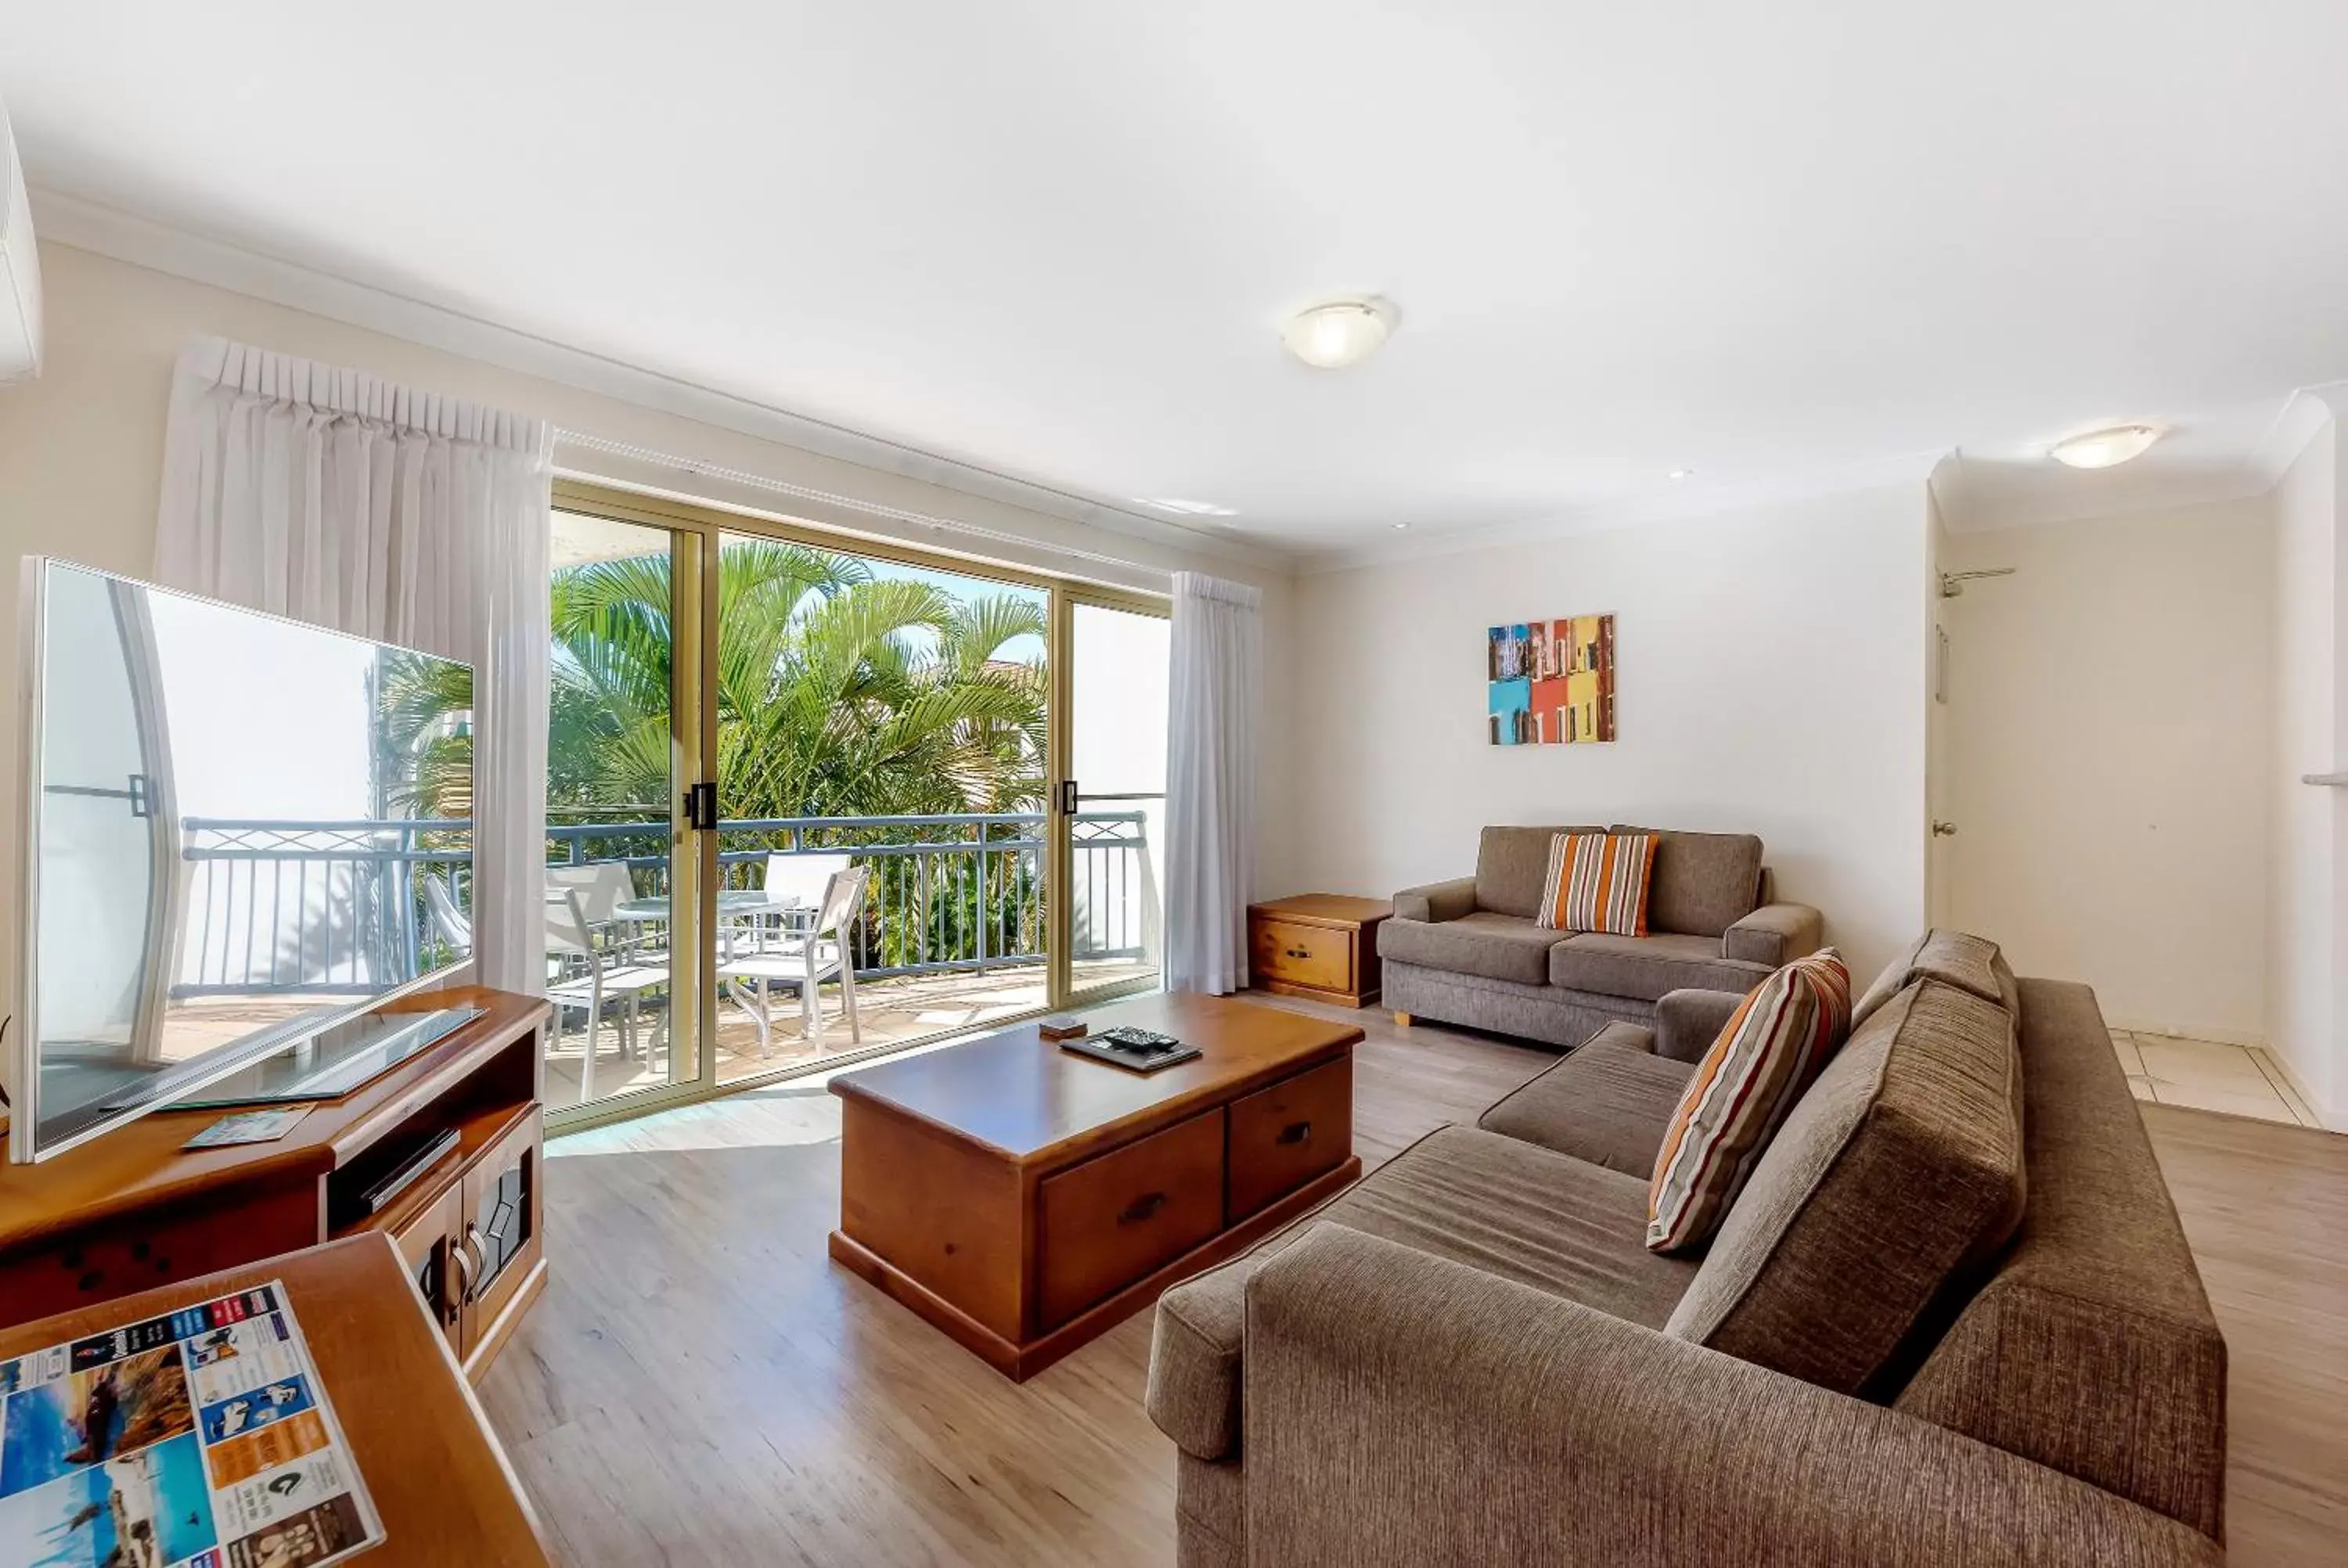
[1489,614,1615,745]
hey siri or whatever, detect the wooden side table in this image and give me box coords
[1248,894,1393,1008]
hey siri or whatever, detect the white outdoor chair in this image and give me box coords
[718,865,869,1056]
[423,875,472,957]
[545,883,669,1102]
[741,851,852,952]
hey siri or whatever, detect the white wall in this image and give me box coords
[1286,485,1931,980]
[2269,415,2343,1118]
[0,241,1299,1011]
[1940,499,2274,1043]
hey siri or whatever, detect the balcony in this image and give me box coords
[175,810,1161,1113]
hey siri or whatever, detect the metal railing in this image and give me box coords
[175,808,1157,995]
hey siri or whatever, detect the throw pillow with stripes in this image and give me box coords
[1535,831,1657,935]
[1648,948,1853,1253]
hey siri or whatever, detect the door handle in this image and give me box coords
[1118,1192,1168,1225]
[460,1225,492,1301]
[1932,820,1958,838]
[447,1237,474,1317]
[683,782,718,831]
[1059,779,1079,815]
[1277,1120,1313,1146]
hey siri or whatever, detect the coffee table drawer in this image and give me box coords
[1253,918,1352,993]
[1227,1056,1353,1219]
[1038,1109,1226,1329]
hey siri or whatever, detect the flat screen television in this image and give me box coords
[9,559,479,1162]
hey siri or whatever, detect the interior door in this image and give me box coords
[1057,594,1172,1005]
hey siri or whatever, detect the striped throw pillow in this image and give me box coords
[1535,831,1657,935]
[1648,948,1853,1253]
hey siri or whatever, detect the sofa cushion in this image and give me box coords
[1663,978,2026,1396]
[1534,831,1658,935]
[1380,910,1561,986]
[1895,977,2227,1539]
[1648,948,1853,1253]
[1477,1023,1694,1174]
[1146,1124,1697,1460]
[1549,931,1772,1002]
[1853,928,2010,1028]
[1608,825,1764,937]
[1475,825,1601,919]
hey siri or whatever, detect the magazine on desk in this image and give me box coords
[0,1281,384,1568]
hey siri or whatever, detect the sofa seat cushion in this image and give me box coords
[1380,910,1563,985]
[1478,1023,1694,1175]
[1549,931,1772,1002]
[1146,1124,1697,1460]
[1664,978,2025,1396]
[1475,825,1601,919]
[1608,825,1765,937]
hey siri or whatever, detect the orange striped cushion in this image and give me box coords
[1535,831,1656,935]
[1647,948,1853,1253]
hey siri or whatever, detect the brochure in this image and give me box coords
[0,1282,384,1568]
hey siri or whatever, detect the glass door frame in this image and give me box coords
[546,480,1168,1129]
[546,490,715,1134]
[1047,584,1172,1008]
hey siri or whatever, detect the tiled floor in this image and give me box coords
[2113,1030,2326,1128]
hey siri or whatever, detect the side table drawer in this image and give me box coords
[1038,1109,1225,1330]
[1252,918,1353,994]
[1227,1056,1353,1219]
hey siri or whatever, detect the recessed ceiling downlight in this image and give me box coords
[2049,424,2163,469]
[1281,298,1397,369]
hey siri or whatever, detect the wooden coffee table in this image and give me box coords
[827,992,1363,1379]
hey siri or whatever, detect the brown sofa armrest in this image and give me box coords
[1392,876,1478,923]
[1655,986,1748,1062]
[1242,1225,2220,1567]
[1723,900,1824,966]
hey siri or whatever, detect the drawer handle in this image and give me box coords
[1277,1120,1313,1146]
[1118,1192,1169,1225]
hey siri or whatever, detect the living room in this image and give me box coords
[0,5,2343,1566]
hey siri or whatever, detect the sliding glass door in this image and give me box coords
[709,528,1057,1085]
[541,509,704,1117]
[1057,595,1172,1005]
[540,483,1169,1129]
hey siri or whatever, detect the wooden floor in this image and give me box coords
[477,996,2348,1566]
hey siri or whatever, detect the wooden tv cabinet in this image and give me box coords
[0,985,551,1383]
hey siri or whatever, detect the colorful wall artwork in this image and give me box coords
[1488,614,1615,745]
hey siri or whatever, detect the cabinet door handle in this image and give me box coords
[448,1237,474,1316]
[1277,1120,1313,1146]
[1118,1192,1169,1225]
[460,1225,492,1302]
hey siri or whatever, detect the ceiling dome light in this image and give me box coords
[2048,424,2163,469]
[1281,298,1396,369]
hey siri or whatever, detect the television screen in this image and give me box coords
[11,559,477,1161]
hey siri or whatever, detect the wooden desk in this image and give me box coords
[0,987,551,1380]
[0,1235,550,1566]
[829,992,1364,1379]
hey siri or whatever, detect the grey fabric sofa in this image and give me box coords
[1145,931,2228,1567]
[1380,824,1824,1048]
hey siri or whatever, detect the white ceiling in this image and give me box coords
[7,2,2348,559]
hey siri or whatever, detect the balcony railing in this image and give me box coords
[175,809,1157,997]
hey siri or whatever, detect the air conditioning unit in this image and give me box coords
[0,95,44,381]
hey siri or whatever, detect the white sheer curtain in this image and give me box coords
[153,335,551,994]
[1164,572,1262,994]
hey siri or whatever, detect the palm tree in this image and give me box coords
[380,538,1050,825]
